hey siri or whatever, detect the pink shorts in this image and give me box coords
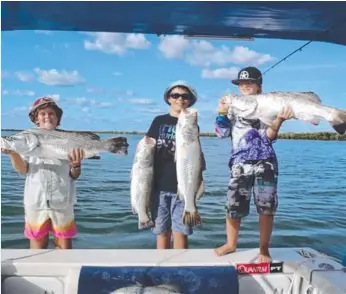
[24,206,77,240]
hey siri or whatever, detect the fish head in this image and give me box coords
[1,132,39,154]
[228,94,258,118]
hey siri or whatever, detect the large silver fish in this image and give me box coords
[223,91,346,134]
[1,128,129,159]
[175,108,204,227]
[111,283,182,294]
[130,136,156,230]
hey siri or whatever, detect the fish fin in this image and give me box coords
[328,109,346,135]
[196,181,205,201]
[297,114,321,125]
[300,91,322,104]
[106,137,129,155]
[183,210,202,227]
[258,114,276,126]
[55,129,101,140]
[308,117,320,125]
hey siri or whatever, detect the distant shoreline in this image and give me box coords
[1,129,345,141]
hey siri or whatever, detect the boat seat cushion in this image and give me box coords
[77,265,239,294]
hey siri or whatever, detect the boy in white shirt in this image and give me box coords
[1,97,84,249]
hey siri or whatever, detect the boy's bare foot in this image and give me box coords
[258,247,272,263]
[214,243,236,257]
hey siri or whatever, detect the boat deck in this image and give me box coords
[2,247,346,294]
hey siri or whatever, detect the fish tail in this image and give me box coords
[137,212,154,230]
[106,137,129,154]
[183,210,202,227]
[138,220,155,230]
[329,108,346,135]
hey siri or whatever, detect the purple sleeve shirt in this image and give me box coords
[215,114,277,168]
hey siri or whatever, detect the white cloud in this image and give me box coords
[13,106,30,112]
[44,94,61,102]
[98,102,112,108]
[15,71,34,82]
[84,32,151,55]
[87,88,103,94]
[34,68,85,86]
[229,46,273,65]
[67,97,113,108]
[145,108,162,114]
[129,98,154,105]
[2,89,35,96]
[158,35,190,59]
[186,43,273,67]
[158,35,274,67]
[201,67,239,79]
[113,72,123,76]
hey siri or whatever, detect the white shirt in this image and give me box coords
[22,156,76,210]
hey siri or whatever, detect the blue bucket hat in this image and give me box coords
[163,80,198,107]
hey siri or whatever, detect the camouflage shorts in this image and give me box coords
[226,157,278,219]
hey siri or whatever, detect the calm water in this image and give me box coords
[1,132,346,260]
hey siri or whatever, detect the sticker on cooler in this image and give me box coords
[236,262,284,275]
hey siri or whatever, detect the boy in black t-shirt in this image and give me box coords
[146,80,205,249]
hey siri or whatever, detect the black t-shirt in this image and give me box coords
[146,114,179,193]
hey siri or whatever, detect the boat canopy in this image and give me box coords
[1,1,346,45]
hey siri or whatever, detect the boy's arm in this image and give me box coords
[7,152,28,175]
[266,117,285,141]
[68,148,84,180]
[215,114,232,138]
[266,106,295,141]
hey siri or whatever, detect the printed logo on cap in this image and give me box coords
[239,71,249,79]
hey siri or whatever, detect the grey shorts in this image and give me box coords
[226,157,278,219]
[150,191,193,236]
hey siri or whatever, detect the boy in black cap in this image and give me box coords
[214,66,294,262]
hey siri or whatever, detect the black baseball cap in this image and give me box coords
[231,66,263,86]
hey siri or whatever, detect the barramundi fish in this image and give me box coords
[130,136,156,230]
[1,128,129,159]
[175,108,205,227]
[223,91,346,134]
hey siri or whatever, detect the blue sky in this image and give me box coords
[1,30,346,133]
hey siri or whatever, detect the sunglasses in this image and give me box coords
[169,93,192,100]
